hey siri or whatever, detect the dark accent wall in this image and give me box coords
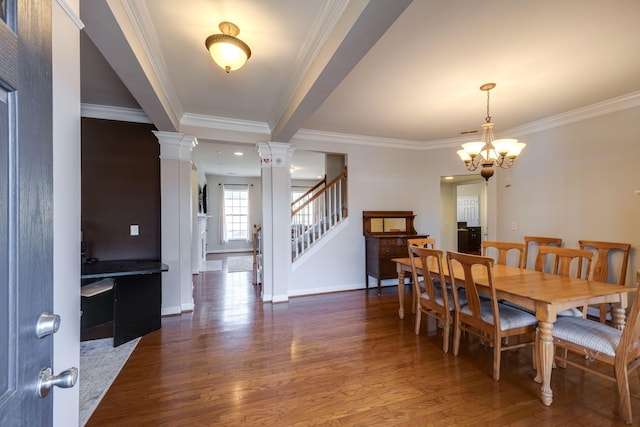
[81,118,160,261]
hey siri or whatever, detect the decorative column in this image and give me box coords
[257,142,294,303]
[154,131,198,314]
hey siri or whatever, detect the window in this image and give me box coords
[224,187,249,240]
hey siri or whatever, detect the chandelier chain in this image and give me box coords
[485,90,492,123]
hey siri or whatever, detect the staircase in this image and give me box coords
[291,168,348,260]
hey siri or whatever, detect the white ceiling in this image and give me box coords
[79,0,640,178]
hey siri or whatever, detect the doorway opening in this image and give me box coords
[439,175,487,253]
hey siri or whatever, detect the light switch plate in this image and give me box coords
[130,225,139,236]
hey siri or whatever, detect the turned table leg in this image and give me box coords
[397,268,406,319]
[611,306,626,331]
[534,320,554,406]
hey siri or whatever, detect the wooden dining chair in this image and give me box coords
[446,251,538,381]
[408,245,451,352]
[481,241,525,268]
[523,236,562,270]
[534,246,594,317]
[535,246,593,278]
[407,237,436,249]
[551,271,640,424]
[407,237,437,313]
[579,240,631,323]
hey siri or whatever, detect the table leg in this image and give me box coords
[611,306,626,331]
[397,269,406,319]
[534,320,554,406]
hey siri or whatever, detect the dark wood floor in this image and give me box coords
[86,253,638,426]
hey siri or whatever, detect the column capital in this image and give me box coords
[154,131,198,161]
[256,142,294,169]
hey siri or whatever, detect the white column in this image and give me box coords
[154,131,198,314]
[257,142,294,303]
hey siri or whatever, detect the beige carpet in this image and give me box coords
[79,337,139,426]
[227,255,253,272]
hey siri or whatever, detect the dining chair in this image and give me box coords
[535,246,593,278]
[407,237,438,313]
[551,271,640,424]
[579,240,631,323]
[446,251,538,381]
[523,236,562,270]
[407,237,436,249]
[481,241,525,268]
[534,246,594,317]
[408,245,451,352]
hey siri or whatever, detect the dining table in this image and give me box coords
[393,256,635,408]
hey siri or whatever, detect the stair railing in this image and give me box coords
[291,168,347,259]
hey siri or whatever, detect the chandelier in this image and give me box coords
[205,22,251,73]
[457,83,525,181]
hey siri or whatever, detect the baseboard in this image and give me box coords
[161,305,182,316]
[181,302,195,312]
[207,248,253,254]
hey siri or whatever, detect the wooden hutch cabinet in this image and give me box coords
[363,211,428,294]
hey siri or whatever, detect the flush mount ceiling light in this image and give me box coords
[205,21,251,73]
[456,83,526,181]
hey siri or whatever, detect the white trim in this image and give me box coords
[206,248,253,254]
[55,0,84,29]
[272,294,289,303]
[181,112,271,136]
[501,90,640,138]
[181,302,195,312]
[268,0,350,128]
[161,305,182,316]
[291,90,640,150]
[288,281,399,298]
[81,103,152,123]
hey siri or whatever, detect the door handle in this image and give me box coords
[36,312,60,338]
[37,367,78,398]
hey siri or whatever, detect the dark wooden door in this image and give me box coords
[0,0,56,425]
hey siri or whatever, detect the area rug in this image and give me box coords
[227,255,253,272]
[79,337,140,426]
[202,259,222,271]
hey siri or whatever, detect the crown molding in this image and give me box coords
[181,112,270,138]
[293,90,640,150]
[501,90,640,138]
[82,90,640,150]
[81,103,152,123]
[114,0,184,119]
[268,0,350,128]
[55,0,84,29]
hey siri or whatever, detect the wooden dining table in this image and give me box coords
[393,256,635,408]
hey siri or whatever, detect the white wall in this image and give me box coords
[53,1,81,426]
[289,137,467,293]
[288,104,640,295]
[495,106,640,284]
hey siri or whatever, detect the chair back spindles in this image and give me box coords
[535,246,593,279]
[578,240,631,323]
[446,250,538,381]
[524,236,562,270]
[408,237,436,249]
[408,245,451,352]
[481,241,525,268]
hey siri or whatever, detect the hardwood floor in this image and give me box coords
[86,253,636,426]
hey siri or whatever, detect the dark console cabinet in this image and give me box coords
[457,222,481,254]
[363,211,428,294]
[81,260,168,346]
